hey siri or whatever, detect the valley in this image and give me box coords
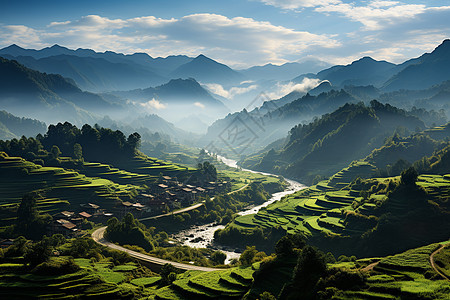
[0,21,450,299]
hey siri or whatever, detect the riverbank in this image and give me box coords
[172,155,307,262]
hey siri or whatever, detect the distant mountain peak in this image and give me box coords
[193,54,216,63]
[432,39,450,55]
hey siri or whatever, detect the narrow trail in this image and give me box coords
[430,244,449,280]
[361,261,379,272]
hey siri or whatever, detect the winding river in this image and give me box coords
[173,155,307,264]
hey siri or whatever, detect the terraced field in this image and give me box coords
[77,162,154,186]
[0,257,163,299]
[153,266,255,300]
[333,242,450,299]
[0,155,140,224]
[114,155,195,179]
[229,161,450,239]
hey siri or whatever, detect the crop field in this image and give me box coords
[115,154,196,179]
[0,257,153,299]
[153,266,255,300]
[321,241,450,299]
[228,160,450,239]
[220,169,285,192]
[77,162,154,186]
[0,155,141,225]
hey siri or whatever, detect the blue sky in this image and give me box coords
[1,0,449,68]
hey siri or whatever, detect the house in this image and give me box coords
[58,211,75,219]
[78,212,92,219]
[50,219,78,237]
[137,193,154,203]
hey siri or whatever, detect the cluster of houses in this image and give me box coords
[49,203,113,237]
[119,176,231,217]
[47,176,231,237]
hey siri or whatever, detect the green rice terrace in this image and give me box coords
[0,257,157,299]
[0,149,203,227]
[333,241,450,299]
[228,161,450,241]
[74,161,154,186]
[0,154,140,220]
[152,266,255,300]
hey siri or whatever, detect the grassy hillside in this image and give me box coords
[216,158,450,256]
[153,266,255,300]
[0,153,140,226]
[241,100,425,184]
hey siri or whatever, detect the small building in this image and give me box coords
[50,219,78,237]
[58,211,75,219]
[78,212,92,219]
[137,193,155,203]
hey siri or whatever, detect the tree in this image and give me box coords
[16,192,52,239]
[292,246,327,289]
[239,246,258,266]
[275,235,294,257]
[51,145,61,158]
[25,237,51,267]
[127,132,141,154]
[73,143,83,160]
[160,263,178,285]
[400,167,418,186]
[17,192,39,226]
[210,251,227,265]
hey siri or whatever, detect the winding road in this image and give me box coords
[91,183,250,271]
[92,226,220,271]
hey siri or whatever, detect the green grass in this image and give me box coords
[434,246,450,278]
[152,266,254,299]
[130,276,160,287]
[0,155,142,224]
[224,157,450,243]
[378,243,441,272]
[0,256,141,299]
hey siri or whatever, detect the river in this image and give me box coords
[172,155,307,264]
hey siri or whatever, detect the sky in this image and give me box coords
[1,0,449,68]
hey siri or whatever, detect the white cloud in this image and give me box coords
[266,77,323,99]
[194,102,205,109]
[0,13,339,68]
[139,99,167,110]
[316,2,430,30]
[259,0,340,9]
[204,83,258,99]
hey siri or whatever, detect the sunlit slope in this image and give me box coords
[230,162,450,240]
[0,154,139,216]
[154,266,254,300]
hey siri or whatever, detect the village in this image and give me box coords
[46,175,231,238]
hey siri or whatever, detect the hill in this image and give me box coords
[0,44,196,91]
[240,101,425,183]
[170,54,244,86]
[317,56,397,87]
[240,59,330,81]
[202,90,358,156]
[0,57,120,124]
[0,110,46,139]
[383,39,450,91]
[0,54,167,92]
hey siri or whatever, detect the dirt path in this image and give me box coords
[361,261,379,272]
[430,244,449,280]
